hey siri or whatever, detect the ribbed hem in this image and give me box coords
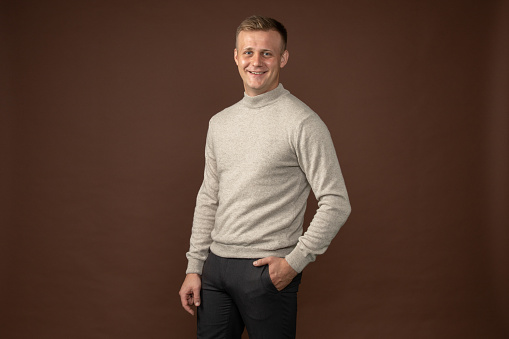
[285,246,314,273]
[186,258,205,275]
[210,242,295,261]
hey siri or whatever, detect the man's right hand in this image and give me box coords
[179,273,202,316]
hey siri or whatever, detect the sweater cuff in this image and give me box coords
[186,258,205,275]
[285,246,313,273]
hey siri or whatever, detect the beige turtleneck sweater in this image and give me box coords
[186,84,351,274]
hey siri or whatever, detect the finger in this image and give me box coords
[184,303,195,315]
[193,288,201,307]
[253,257,274,266]
[253,256,270,266]
[180,292,195,316]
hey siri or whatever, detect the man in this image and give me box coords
[179,15,351,338]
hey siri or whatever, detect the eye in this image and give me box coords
[244,51,253,55]
[263,52,272,57]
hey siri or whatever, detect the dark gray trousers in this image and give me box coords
[197,252,302,339]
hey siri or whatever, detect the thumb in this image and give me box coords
[193,287,201,306]
[253,257,270,266]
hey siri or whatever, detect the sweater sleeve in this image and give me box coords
[185,122,218,274]
[285,115,351,273]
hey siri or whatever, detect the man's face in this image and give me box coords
[234,30,289,97]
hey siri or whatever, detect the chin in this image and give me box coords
[251,85,264,90]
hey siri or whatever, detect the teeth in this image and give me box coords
[249,71,264,75]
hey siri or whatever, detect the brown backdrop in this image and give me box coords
[1,0,508,338]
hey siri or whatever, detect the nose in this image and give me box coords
[252,52,262,66]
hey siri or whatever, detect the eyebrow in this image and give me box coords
[242,47,274,53]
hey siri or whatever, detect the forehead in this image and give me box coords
[237,30,283,50]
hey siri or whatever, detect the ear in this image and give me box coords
[280,50,289,68]
[234,48,239,66]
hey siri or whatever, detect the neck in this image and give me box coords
[241,83,287,109]
[244,82,279,97]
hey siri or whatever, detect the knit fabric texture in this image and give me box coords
[186,84,351,274]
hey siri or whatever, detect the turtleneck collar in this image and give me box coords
[241,84,288,109]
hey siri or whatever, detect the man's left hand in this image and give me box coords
[253,257,298,291]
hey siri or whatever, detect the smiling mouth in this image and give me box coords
[248,71,266,75]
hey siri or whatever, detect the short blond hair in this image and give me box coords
[236,15,287,53]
